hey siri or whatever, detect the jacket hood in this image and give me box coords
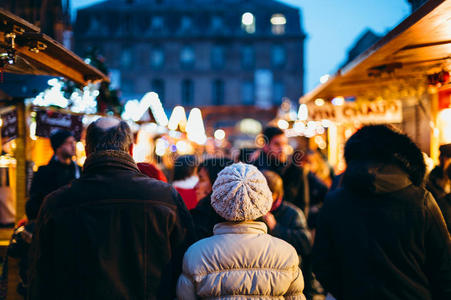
[343,163,412,195]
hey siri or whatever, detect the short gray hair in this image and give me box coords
[85,118,133,154]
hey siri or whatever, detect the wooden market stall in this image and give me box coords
[300,0,451,171]
[0,8,108,223]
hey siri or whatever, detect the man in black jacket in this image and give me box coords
[427,143,451,201]
[26,129,80,220]
[261,170,315,299]
[253,127,328,217]
[313,125,451,300]
[29,117,196,300]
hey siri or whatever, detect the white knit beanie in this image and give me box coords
[211,163,273,221]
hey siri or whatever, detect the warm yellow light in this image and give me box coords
[242,12,254,26]
[320,74,330,84]
[186,108,207,145]
[168,106,187,131]
[315,98,325,106]
[293,121,305,133]
[331,96,344,106]
[155,138,168,156]
[270,14,286,25]
[176,140,190,154]
[298,104,308,121]
[76,142,85,152]
[277,119,289,130]
[214,129,226,140]
[438,108,451,143]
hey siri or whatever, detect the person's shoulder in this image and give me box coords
[38,184,73,215]
[264,234,300,264]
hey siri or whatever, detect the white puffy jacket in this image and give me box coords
[177,221,306,299]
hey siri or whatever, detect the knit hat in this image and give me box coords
[50,129,73,151]
[211,163,273,221]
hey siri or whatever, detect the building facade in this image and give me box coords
[0,0,71,44]
[73,0,305,107]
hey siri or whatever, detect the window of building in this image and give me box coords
[180,16,192,31]
[212,79,225,105]
[182,79,194,106]
[211,45,225,69]
[152,79,165,104]
[271,45,286,68]
[241,81,254,105]
[271,14,286,35]
[121,80,133,93]
[180,46,195,68]
[211,16,223,31]
[121,47,132,68]
[151,16,164,30]
[273,81,285,105]
[241,12,255,34]
[150,46,165,69]
[241,45,255,69]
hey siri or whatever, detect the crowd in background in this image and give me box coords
[8,118,450,300]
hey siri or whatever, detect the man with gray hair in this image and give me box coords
[29,117,196,300]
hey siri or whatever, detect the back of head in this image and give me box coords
[262,126,284,145]
[198,157,234,184]
[262,170,284,198]
[344,125,426,189]
[211,163,273,221]
[85,117,133,155]
[173,155,197,181]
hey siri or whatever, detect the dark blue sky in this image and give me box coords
[71,0,411,94]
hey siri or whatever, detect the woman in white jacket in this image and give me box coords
[177,163,306,299]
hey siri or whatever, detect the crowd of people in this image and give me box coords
[10,117,451,299]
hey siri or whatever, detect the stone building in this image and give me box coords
[0,0,71,44]
[73,0,305,107]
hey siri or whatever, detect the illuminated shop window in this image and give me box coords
[271,14,286,35]
[241,12,255,34]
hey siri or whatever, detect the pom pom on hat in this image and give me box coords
[211,163,273,221]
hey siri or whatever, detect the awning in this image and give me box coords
[0,8,108,86]
[300,0,451,103]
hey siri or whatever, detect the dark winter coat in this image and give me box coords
[270,201,314,299]
[190,193,226,240]
[253,151,328,214]
[28,150,196,300]
[26,156,80,220]
[313,164,451,300]
[437,194,451,232]
[426,165,448,201]
[271,201,312,258]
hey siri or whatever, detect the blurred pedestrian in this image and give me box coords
[177,163,306,299]
[262,170,316,299]
[437,164,451,232]
[15,130,80,298]
[29,117,196,300]
[313,125,451,300]
[27,129,80,221]
[190,157,233,239]
[172,155,198,210]
[253,127,328,217]
[426,143,451,201]
[137,162,168,182]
